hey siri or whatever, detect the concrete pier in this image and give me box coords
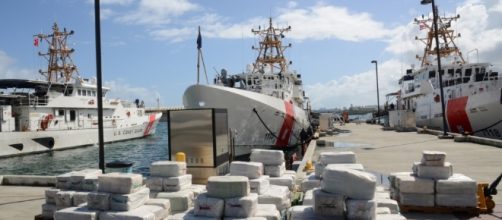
[0,123,501,219]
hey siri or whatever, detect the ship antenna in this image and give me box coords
[414,9,465,67]
[36,22,80,84]
[251,17,291,75]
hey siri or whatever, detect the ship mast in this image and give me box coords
[35,23,79,83]
[251,18,291,74]
[414,11,465,67]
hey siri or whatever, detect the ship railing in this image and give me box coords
[1,118,124,132]
[17,96,49,106]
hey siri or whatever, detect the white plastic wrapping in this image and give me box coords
[301,174,321,192]
[258,185,291,210]
[82,177,99,192]
[269,175,294,190]
[193,193,224,218]
[55,190,75,208]
[87,191,110,211]
[42,203,57,219]
[157,190,194,212]
[150,161,187,177]
[376,207,391,215]
[166,210,219,220]
[421,151,446,166]
[313,188,345,217]
[98,173,143,194]
[346,199,377,220]
[224,193,258,218]
[317,163,365,177]
[397,175,434,194]
[54,206,98,220]
[399,193,434,207]
[436,173,477,194]
[287,205,332,220]
[110,187,150,211]
[73,191,88,206]
[250,149,284,165]
[56,172,76,189]
[45,188,60,204]
[230,161,264,179]
[319,151,356,164]
[99,205,158,220]
[375,191,390,200]
[322,167,376,200]
[436,193,477,207]
[164,174,192,192]
[143,204,171,220]
[388,172,412,189]
[264,162,285,177]
[145,198,171,210]
[70,169,102,190]
[375,198,399,214]
[206,176,249,199]
[249,175,270,195]
[145,177,164,191]
[188,184,207,197]
[375,214,407,220]
[255,204,280,220]
[415,162,452,180]
[303,189,314,205]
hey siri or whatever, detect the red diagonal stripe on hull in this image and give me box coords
[143,114,156,136]
[446,96,473,134]
[275,101,295,147]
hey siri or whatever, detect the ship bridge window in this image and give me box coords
[439,69,445,76]
[78,90,81,96]
[465,68,472,77]
[64,88,73,96]
[82,90,87,96]
[447,69,454,76]
[429,71,436,78]
[92,91,96,97]
[56,109,65,116]
[455,69,462,75]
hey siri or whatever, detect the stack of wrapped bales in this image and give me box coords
[146,161,199,213]
[249,150,293,211]
[302,151,363,193]
[41,169,103,219]
[167,176,280,220]
[54,172,171,220]
[250,149,296,191]
[291,165,406,219]
[389,151,477,208]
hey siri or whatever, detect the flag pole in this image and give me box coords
[196,26,201,84]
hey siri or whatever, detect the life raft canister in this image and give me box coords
[40,114,54,131]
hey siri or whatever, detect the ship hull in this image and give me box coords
[0,113,162,158]
[415,87,502,139]
[183,84,310,157]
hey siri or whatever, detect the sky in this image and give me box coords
[1,0,502,109]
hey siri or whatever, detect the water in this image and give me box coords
[0,123,169,176]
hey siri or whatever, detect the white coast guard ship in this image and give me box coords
[0,23,162,158]
[183,18,312,157]
[393,12,502,139]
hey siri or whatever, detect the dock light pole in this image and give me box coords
[371,60,380,125]
[421,0,450,137]
[94,0,105,172]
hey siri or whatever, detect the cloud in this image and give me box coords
[148,3,396,43]
[275,4,395,42]
[105,79,160,107]
[0,50,38,80]
[116,0,198,25]
[306,59,405,108]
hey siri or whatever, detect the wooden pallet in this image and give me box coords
[399,204,480,215]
